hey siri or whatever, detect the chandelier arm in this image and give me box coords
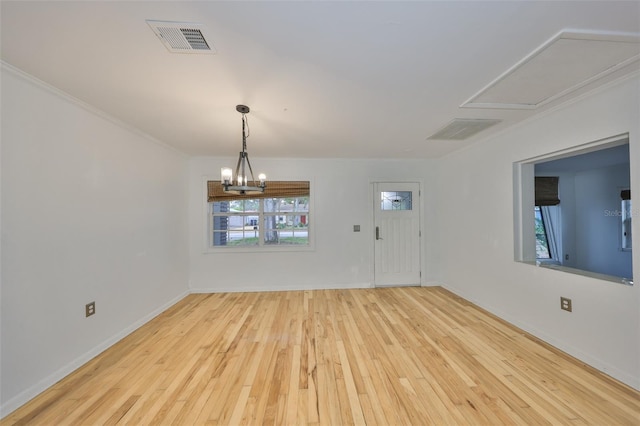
[234,152,243,185]
[244,153,257,186]
[242,114,248,152]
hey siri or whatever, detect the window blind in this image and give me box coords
[535,176,560,206]
[208,180,310,202]
[621,189,631,200]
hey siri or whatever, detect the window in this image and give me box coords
[621,189,632,251]
[534,206,551,259]
[534,176,560,263]
[207,180,310,249]
[381,191,412,210]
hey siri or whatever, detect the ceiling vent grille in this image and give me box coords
[147,20,215,54]
[427,119,502,140]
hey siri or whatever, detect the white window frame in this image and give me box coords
[621,197,632,252]
[203,177,315,253]
[534,205,552,260]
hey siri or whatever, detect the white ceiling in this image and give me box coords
[1,1,639,159]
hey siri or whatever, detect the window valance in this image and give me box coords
[208,180,310,202]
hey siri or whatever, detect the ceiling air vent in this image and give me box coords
[427,119,501,140]
[147,20,215,54]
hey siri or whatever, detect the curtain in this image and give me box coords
[208,180,310,202]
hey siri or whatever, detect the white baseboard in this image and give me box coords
[440,282,639,391]
[190,281,372,294]
[0,290,190,419]
[422,280,444,287]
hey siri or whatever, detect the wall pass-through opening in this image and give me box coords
[513,134,633,285]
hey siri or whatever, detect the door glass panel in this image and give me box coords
[381,191,412,211]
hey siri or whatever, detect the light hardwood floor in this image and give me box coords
[3,287,639,425]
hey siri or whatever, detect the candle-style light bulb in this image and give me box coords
[221,167,232,184]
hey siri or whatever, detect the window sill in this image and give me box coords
[520,260,634,286]
[203,244,316,254]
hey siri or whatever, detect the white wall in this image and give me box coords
[436,75,640,389]
[0,66,190,414]
[574,164,632,278]
[537,164,632,277]
[558,171,577,268]
[189,157,437,292]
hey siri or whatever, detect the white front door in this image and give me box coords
[373,182,421,287]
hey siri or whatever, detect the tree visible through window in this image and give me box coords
[535,206,551,259]
[211,196,309,247]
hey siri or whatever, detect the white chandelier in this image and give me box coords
[220,105,266,194]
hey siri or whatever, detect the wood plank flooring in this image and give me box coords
[3,287,639,425]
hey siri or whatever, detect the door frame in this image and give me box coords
[370,180,424,287]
